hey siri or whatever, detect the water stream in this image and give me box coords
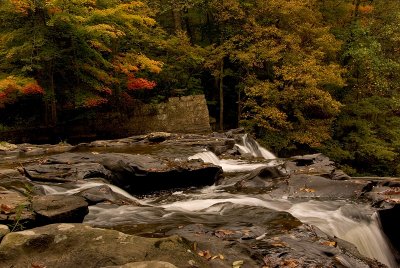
[34,137,397,267]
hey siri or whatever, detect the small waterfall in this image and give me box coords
[235,134,276,159]
[189,151,269,172]
[288,201,398,268]
[188,151,220,165]
[40,181,140,202]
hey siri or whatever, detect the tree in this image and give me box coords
[0,0,163,125]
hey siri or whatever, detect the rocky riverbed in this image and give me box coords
[0,130,399,268]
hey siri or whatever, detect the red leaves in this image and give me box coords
[127,75,156,91]
[22,83,45,95]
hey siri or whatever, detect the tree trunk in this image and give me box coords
[237,87,241,127]
[172,8,183,32]
[45,64,57,126]
[219,59,224,131]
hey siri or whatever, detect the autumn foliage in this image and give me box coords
[0,76,44,107]
[127,75,156,91]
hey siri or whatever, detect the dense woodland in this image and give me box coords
[1,0,400,176]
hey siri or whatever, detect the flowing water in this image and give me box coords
[33,137,398,267]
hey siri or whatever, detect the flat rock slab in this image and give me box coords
[285,174,372,199]
[32,195,89,225]
[0,224,206,268]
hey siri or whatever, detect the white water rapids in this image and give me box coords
[40,136,398,267]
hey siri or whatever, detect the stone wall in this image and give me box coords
[124,95,211,134]
[0,95,212,144]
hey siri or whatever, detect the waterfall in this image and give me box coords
[288,200,398,268]
[189,151,270,172]
[235,134,276,159]
[41,181,140,202]
[188,134,277,172]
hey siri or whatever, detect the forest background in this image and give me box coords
[1,0,400,177]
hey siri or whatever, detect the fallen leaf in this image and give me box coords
[198,250,212,260]
[300,187,316,193]
[0,204,14,214]
[31,262,47,268]
[215,229,236,238]
[321,241,337,247]
[232,260,244,268]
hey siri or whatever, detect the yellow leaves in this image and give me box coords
[232,260,244,268]
[321,241,337,247]
[136,54,163,73]
[85,24,126,39]
[88,40,112,53]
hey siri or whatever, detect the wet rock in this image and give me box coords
[286,153,336,176]
[32,195,89,225]
[102,261,178,268]
[24,162,113,183]
[100,154,222,194]
[76,185,140,206]
[0,224,207,268]
[378,204,400,260]
[25,153,222,195]
[234,166,287,191]
[285,174,372,199]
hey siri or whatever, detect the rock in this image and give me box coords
[0,142,18,152]
[24,162,113,183]
[102,261,178,268]
[0,224,207,268]
[76,185,140,206]
[284,174,373,199]
[146,132,172,143]
[0,224,10,241]
[286,153,336,176]
[234,166,287,191]
[378,204,400,260]
[24,153,222,195]
[100,154,222,194]
[0,189,35,228]
[32,195,89,225]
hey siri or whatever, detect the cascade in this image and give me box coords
[235,134,276,159]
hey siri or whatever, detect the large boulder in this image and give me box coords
[32,195,89,225]
[0,224,207,268]
[24,153,222,195]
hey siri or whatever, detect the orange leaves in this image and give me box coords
[22,83,45,95]
[82,97,108,108]
[127,75,156,91]
[10,0,31,15]
[0,76,44,108]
